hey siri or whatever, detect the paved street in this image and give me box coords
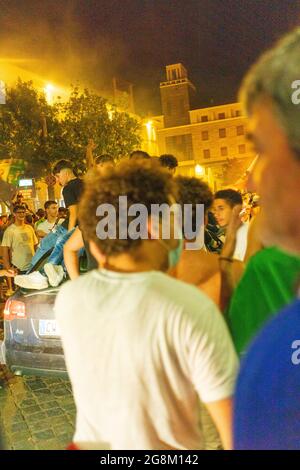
[0,307,76,450]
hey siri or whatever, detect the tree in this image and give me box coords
[54,86,141,173]
[0,79,60,177]
[0,81,141,179]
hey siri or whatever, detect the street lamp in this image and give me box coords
[44,83,55,105]
[195,164,205,177]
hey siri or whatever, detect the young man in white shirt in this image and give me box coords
[55,159,238,450]
[35,200,62,239]
[213,189,248,261]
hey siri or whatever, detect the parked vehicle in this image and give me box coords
[0,250,87,377]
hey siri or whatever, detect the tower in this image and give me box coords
[160,64,196,128]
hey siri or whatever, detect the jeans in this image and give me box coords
[28,225,68,271]
[47,228,75,266]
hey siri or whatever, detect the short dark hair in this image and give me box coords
[159,154,178,170]
[176,176,213,233]
[52,160,74,175]
[36,208,45,217]
[13,205,26,213]
[44,200,58,210]
[129,150,150,160]
[79,159,177,257]
[95,154,115,166]
[214,189,243,207]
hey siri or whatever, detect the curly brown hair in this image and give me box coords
[175,176,213,233]
[79,158,177,256]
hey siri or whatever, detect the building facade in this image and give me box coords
[155,64,256,190]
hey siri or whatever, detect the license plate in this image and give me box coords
[39,320,61,337]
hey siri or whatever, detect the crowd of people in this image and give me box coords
[1,27,300,450]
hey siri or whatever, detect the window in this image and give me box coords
[238,144,246,154]
[203,149,211,159]
[219,128,226,138]
[201,115,208,122]
[201,131,209,141]
[218,112,226,119]
[237,125,244,136]
[236,110,241,117]
[220,147,228,156]
[172,70,177,80]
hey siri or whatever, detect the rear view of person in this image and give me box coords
[55,159,238,450]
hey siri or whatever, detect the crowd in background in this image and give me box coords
[1,27,300,451]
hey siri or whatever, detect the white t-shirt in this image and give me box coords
[36,218,63,235]
[2,223,38,271]
[233,222,249,261]
[55,269,238,450]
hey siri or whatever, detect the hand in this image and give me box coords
[220,205,243,258]
[0,268,17,277]
[227,205,243,238]
[87,139,97,151]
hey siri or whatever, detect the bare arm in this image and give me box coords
[86,139,97,169]
[68,205,78,231]
[244,214,263,263]
[205,397,233,450]
[0,268,16,277]
[1,246,12,270]
[63,227,84,280]
[219,206,245,311]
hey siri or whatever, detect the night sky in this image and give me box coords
[1,0,300,115]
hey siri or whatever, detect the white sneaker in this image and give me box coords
[44,263,64,287]
[14,271,49,290]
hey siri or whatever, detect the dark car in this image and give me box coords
[0,250,87,377]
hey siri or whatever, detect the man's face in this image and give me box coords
[96,162,114,173]
[55,169,69,187]
[14,208,26,222]
[247,99,300,253]
[46,204,58,220]
[212,199,233,227]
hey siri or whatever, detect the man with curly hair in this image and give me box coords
[159,154,178,174]
[54,158,238,450]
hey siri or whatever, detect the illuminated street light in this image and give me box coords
[145,120,153,139]
[195,164,205,177]
[44,83,55,105]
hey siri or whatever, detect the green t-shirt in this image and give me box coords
[226,246,300,356]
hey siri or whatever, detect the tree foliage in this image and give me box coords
[0,81,141,178]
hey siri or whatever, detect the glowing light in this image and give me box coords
[44,83,55,105]
[145,120,153,139]
[195,164,205,177]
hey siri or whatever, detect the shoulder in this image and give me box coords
[55,272,95,304]
[3,224,16,236]
[25,224,35,233]
[151,272,222,325]
[249,246,300,270]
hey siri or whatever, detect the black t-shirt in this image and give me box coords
[62,178,84,208]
